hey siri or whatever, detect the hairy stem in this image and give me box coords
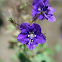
[30,14,40,25]
[8,18,20,26]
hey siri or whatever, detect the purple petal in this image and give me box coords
[39,0,49,6]
[48,7,55,14]
[32,9,37,18]
[44,13,56,22]
[33,0,39,5]
[47,15,56,22]
[38,14,44,20]
[35,33,46,44]
[33,3,39,10]
[43,0,49,6]
[32,9,39,19]
[17,33,29,44]
[20,23,30,34]
[26,43,38,50]
[39,1,44,8]
[32,23,41,34]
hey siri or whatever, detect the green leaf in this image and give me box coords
[17,43,22,47]
[31,52,53,62]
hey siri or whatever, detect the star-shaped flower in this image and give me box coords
[17,23,46,50]
[32,0,56,22]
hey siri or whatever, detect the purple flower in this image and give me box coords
[32,0,56,22]
[17,23,46,50]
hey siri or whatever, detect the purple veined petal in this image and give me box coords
[32,9,40,19]
[20,23,30,34]
[38,14,44,20]
[43,6,48,11]
[32,23,41,34]
[47,15,56,22]
[17,33,29,44]
[39,1,44,8]
[44,12,48,18]
[43,0,49,3]
[32,9,37,19]
[33,3,39,10]
[44,13,56,22]
[33,0,39,5]
[35,33,46,44]
[43,0,49,6]
[39,0,49,6]
[26,43,38,50]
[48,7,55,14]
[48,15,56,22]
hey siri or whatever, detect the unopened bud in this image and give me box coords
[7,18,12,21]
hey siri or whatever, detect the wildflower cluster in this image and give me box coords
[17,0,56,50]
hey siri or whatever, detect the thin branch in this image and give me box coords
[30,13,40,25]
[8,18,20,26]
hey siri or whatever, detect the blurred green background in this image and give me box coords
[0,0,62,62]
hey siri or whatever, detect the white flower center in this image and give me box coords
[30,34,34,39]
[38,7,41,11]
[28,33,36,39]
[28,33,36,45]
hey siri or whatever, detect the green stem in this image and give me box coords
[24,44,27,55]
